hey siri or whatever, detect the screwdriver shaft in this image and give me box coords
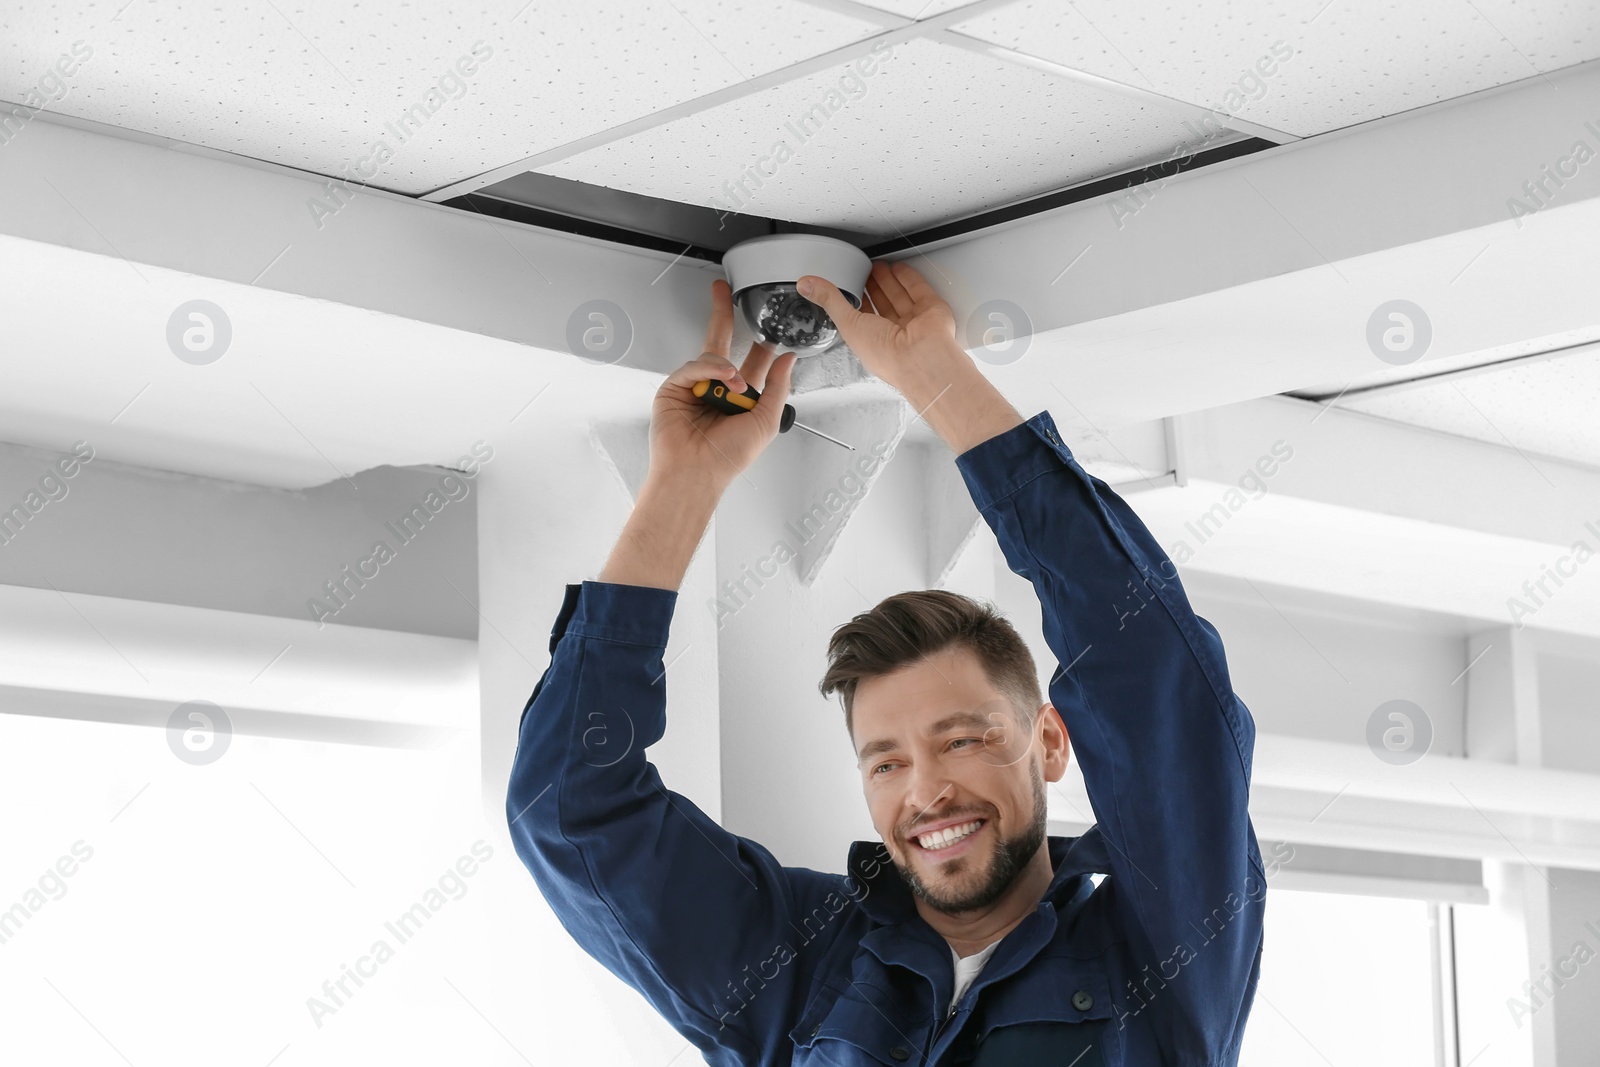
[793,422,855,450]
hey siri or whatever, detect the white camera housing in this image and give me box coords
[722,234,872,358]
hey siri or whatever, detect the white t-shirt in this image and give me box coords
[948,941,1002,1015]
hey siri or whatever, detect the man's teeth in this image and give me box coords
[917,820,983,851]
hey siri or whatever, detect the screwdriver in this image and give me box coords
[692,379,855,450]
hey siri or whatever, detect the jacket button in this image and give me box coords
[890,1047,911,1061]
[809,1023,821,1038]
[1072,990,1094,1011]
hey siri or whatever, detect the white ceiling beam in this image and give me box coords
[1173,394,1600,549]
[1125,480,1600,641]
[1050,732,1600,872]
[1464,628,1544,767]
[1294,336,1600,403]
[0,583,477,733]
[0,114,716,380]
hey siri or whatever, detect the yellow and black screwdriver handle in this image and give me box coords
[692,379,797,434]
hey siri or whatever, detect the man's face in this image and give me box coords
[852,645,1066,915]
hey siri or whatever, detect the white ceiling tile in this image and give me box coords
[948,3,1144,86]
[844,0,981,18]
[948,0,1600,136]
[1343,351,1600,468]
[538,35,1215,234]
[0,0,887,194]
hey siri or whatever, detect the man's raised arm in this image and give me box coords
[505,285,850,1065]
[802,265,1265,1064]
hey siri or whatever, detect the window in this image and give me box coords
[1240,887,1438,1065]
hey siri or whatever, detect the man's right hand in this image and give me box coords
[798,260,964,398]
[800,261,1023,454]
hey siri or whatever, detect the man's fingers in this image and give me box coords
[872,261,915,317]
[757,353,798,414]
[889,260,939,308]
[797,275,859,332]
[665,355,746,392]
[737,340,777,392]
[865,276,897,323]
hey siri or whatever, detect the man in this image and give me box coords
[507,260,1264,1065]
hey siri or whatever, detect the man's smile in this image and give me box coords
[911,817,988,857]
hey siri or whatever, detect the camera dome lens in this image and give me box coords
[736,283,856,358]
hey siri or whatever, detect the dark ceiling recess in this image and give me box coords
[442,137,1276,263]
[863,137,1276,256]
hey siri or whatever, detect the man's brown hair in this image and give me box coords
[818,589,1044,741]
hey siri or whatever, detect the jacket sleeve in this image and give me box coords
[953,410,1265,1065]
[505,580,854,1066]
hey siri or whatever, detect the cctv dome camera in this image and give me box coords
[722,234,871,358]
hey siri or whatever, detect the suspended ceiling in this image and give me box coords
[1338,345,1600,470]
[2,0,1599,476]
[4,0,1598,247]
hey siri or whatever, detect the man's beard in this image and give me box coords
[892,761,1048,915]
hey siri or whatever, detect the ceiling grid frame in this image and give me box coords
[418,0,1288,203]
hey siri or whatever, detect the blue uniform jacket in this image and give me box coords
[507,409,1265,1066]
